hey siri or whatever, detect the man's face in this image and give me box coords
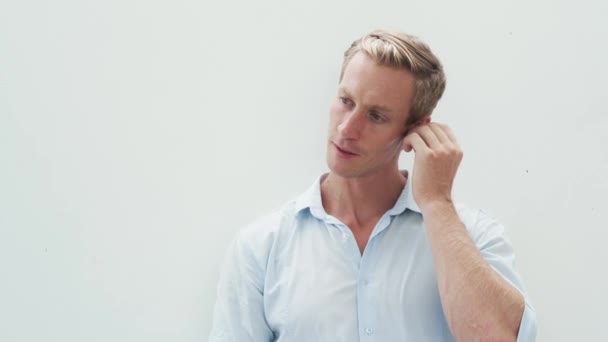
[327,52,416,178]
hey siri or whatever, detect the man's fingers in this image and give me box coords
[405,122,460,154]
[402,132,428,153]
[414,125,442,149]
[428,123,451,145]
[440,124,459,145]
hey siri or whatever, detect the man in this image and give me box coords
[209,30,537,341]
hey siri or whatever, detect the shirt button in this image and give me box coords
[365,327,374,335]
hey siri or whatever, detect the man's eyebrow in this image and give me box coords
[338,87,394,113]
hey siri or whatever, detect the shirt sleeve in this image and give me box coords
[208,232,274,342]
[471,209,538,342]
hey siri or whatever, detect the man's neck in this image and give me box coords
[320,168,407,227]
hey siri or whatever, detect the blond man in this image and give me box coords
[209,30,537,342]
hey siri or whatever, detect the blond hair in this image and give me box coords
[340,30,446,125]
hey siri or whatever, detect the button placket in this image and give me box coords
[357,238,378,341]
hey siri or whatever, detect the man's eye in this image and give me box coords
[340,97,351,105]
[370,112,383,122]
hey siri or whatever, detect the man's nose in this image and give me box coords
[337,110,363,138]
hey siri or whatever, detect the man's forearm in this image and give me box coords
[421,201,525,342]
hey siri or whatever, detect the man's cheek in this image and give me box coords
[388,138,403,153]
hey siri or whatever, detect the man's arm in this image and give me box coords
[403,122,535,341]
[422,201,525,341]
[209,232,274,342]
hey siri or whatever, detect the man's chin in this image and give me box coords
[327,161,364,178]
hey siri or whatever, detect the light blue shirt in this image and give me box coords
[209,172,537,341]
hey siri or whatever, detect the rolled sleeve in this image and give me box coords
[468,209,538,341]
[517,301,537,342]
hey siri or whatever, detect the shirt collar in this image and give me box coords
[294,170,421,220]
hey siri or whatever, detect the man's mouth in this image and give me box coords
[334,143,358,156]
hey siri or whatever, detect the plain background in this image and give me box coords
[1,0,607,340]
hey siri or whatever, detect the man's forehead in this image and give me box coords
[338,53,415,114]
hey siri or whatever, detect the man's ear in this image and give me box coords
[418,116,431,125]
[403,116,431,137]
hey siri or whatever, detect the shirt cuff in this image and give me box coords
[516,301,537,342]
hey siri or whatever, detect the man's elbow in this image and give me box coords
[456,309,523,342]
[474,327,518,342]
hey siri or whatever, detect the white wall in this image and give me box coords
[1,0,607,340]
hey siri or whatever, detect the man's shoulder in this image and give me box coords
[454,202,505,225]
[233,198,300,249]
[453,203,483,226]
[453,203,508,243]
